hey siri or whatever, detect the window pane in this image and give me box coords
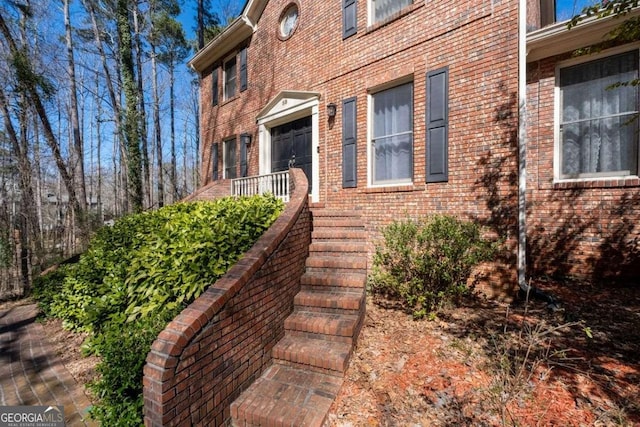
[224,57,237,99]
[225,140,237,179]
[372,82,413,184]
[560,51,639,177]
[374,133,412,182]
[373,0,412,22]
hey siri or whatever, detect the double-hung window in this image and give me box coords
[558,50,639,179]
[371,82,413,185]
[224,56,237,100]
[370,0,412,24]
[224,138,237,179]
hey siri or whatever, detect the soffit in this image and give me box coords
[527,8,640,62]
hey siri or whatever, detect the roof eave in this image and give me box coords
[527,8,640,62]
[187,0,268,73]
[188,17,254,73]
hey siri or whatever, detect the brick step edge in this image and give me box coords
[305,256,367,270]
[230,364,342,427]
[272,335,352,374]
[284,311,359,337]
[309,242,368,253]
[294,289,364,312]
[301,271,367,288]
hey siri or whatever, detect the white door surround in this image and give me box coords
[257,91,320,203]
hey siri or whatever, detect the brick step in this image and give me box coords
[300,270,367,289]
[272,335,352,374]
[284,311,359,338]
[311,229,368,241]
[312,218,364,229]
[309,241,368,253]
[311,209,361,218]
[294,289,363,313]
[230,364,342,427]
[305,255,367,270]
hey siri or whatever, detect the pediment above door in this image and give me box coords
[257,91,321,126]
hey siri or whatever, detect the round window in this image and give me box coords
[279,4,299,39]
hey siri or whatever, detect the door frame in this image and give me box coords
[257,91,320,203]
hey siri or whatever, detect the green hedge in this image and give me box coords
[33,195,284,426]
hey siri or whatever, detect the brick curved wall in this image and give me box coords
[143,168,311,426]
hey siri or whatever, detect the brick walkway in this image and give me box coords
[0,304,96,426]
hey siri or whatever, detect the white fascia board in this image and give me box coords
[527,8,640,62]
[188,17,254,73]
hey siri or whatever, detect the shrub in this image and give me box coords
[88,309,179,426]
[369,214,497,319]
[47,195,284,332]
[32,195,284,426]
[32,266,68,317]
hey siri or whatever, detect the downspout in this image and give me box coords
[517,0,527,293]
[517,0,558,308]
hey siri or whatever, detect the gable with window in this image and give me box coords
[558,49,639,179]
[370,82,413,185]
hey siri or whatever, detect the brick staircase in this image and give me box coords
[230,208,367,427]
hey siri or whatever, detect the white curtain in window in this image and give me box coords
[561,51,638,176]
[373,83,413,183]
[374,0,412,22]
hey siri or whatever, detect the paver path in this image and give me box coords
[0,304,96,426]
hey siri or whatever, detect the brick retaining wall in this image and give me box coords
[143,168,311,426]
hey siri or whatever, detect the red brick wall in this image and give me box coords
[143,169,311,426]
[199,0,521,295]
[526,56,640,283]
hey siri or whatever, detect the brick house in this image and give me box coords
[188,0,639,288]
[141,1,639,425]
[526,1,640,283]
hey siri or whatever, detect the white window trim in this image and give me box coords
[223,138,236,179]
[367,79,414,187]
[553,43,640,183]
[223,53,237,101]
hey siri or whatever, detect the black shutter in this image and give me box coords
[426,67,449,183]
[240,136,248,177]
[212,67,219,106]
[239,47,248,92]
[342,97,357,188]
[212,143,219,181]
[343,0,357,39]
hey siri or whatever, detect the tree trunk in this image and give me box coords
[169,62,177,202]
[133,6,151,208]
[116,0,143,213]
[0,12,86,254]
[151,44,165,207]
[64,0,89,237]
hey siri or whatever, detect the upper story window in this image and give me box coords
[370,0,412,25]
[224,138,237,179]
[558,49,639,180]
[370,82,414,185]
[223,56,237,100]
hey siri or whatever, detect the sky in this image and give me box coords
[555,0,600,22]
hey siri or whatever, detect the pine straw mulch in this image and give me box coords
[328,278,640,426]
[3,277,639,426]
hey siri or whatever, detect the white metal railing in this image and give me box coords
[230,171,290,202]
